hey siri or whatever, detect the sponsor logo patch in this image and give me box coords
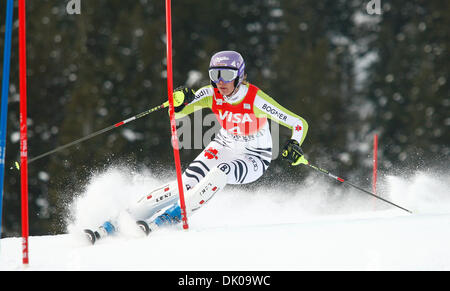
[204,147,219,160]
[261,103,288,122]
[218,163,231,174]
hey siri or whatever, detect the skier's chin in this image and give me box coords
[218,87,233,96]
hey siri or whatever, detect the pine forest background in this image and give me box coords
[0,0,448,236]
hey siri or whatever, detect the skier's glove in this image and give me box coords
[173,86,195,112]
[282,139,305,166]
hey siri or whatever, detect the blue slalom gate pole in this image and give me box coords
[0,0,14,237]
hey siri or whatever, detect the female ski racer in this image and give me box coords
[85,51,308,243]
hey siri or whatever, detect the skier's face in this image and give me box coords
[217,80,235,96]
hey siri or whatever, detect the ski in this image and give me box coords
[83,229,99,245]
[82,203,187,245]
[83,221,116,245]
[83,220,152,245]
[136,220,152,236]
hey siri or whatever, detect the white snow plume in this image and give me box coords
[65,164,450,235]
[66,166,368,233]
[1,166,450,270]
[65,165,442,234]
[188,172,408,231]
[65,166,167,236]
[384,171,450,214]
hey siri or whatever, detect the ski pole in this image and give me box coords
[15,101,169,169]
[295,155,413,214]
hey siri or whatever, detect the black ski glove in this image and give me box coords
[173,86,195,112]
[282,139,305,166]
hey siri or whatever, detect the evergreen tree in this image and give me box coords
[363,0,449,174]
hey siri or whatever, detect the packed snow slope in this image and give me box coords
[1,166,450,270]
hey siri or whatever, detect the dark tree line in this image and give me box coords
[0,0,447,236]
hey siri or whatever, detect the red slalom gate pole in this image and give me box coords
[165,0,189,229]
[19,0,29,265]
[372,134,378,195]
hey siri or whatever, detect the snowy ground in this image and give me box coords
[1,166,449,271]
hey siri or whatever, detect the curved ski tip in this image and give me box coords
[136,220,152,236]
[83,229,97,245]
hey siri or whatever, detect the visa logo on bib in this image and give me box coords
[211,84,267,136]
[218,111,253,123]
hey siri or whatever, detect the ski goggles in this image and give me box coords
[208,67,239,83]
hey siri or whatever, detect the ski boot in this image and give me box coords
[84,221,116,245]
[136,204,182,237]
[153,204,182,226]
